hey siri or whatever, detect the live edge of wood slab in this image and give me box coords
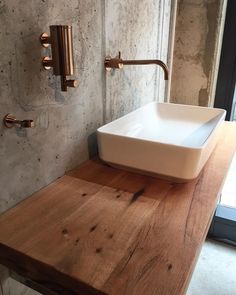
[0,122,236,295]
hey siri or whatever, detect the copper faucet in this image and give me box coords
[105,52,169,80]
[3,114,34,128]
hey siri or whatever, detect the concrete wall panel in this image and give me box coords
[170,0,227,106]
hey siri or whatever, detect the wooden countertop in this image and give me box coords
[0,122,236,295]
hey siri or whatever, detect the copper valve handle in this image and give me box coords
[60,76,77,91]
[40,26,77,91]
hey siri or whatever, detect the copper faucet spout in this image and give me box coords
[122,59,169,80]
[105,55,169,80]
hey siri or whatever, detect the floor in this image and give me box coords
[187,239,236,295]
[231,84,236,121]
[0,240,235,295]
[221,151,236,208]
[0,278,40,295]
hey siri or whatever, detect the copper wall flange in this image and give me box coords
[3,114,16,128]
[105,56,112,72]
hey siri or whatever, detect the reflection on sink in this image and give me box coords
[97,102,226,182]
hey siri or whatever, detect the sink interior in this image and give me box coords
[99,103,225,148]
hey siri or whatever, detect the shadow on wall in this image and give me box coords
[88,132,98,158]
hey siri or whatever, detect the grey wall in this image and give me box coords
[0,0,105,214]
[170,0,227,106]
[105,0,172,122]
[0,0,172,293]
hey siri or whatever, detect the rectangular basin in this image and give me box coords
[97,102,226,182]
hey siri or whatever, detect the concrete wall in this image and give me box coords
[0,0,172,293]
[170,0,227,106]
[105,0,172,122]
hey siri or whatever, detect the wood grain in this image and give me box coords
[0,122,235,295]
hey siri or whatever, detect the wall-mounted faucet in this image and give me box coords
[3,114,34,128]
[105,52,169,80]
[40,25,77,91]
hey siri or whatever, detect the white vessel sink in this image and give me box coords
[97,102,226,182]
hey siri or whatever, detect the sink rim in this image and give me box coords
[97,102,226,182]
[97,102,226,150]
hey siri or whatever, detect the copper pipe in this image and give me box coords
[40,25,77,91]
[122,60,168,80]
[105,54,169,80]
[50,25,74,77]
